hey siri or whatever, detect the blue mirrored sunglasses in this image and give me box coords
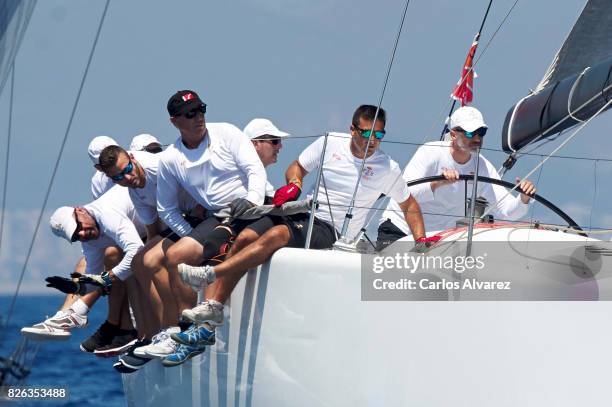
[110,160,133,181]
[455,127,487,138]
[355,126,386,140]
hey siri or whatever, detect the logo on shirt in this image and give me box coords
[362,166,375,178]
[332,153,342,161]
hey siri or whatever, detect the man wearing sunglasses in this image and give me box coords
[378,106,536,247]
[172,105,426,348]
[153,90,267,365]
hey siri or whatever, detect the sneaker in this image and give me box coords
[161,343,206,367]
[171,324,216,347]
[177,263,215,290]
[114,339,153,373]
[44,309,88,330]
[93,329,138,357]
[181,300,224,326]
[80,321,117,353]
[21,322,70,341]
[136,327,180,358]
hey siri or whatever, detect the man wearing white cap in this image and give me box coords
[41,186,145,356]
[88,135,118,199]
[129,133,163,154]
[378,106,536,246]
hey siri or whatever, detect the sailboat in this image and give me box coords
[121,1,612,406]
[1,0,612,406]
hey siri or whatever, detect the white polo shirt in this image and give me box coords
[157,122,267,236]
[299,133,410,241]
[82,185,145,280]
[381,140,529,234]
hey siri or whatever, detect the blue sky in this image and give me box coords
[1,0,611,292]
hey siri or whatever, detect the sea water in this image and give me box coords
[0,295,124,406]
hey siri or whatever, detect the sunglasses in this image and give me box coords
[354,126,386,140]
[178,103,207,119]
[256,138,281,145]
[110,160,133,181]
[454,127,487,138]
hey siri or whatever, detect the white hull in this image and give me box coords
[123,226,612,406]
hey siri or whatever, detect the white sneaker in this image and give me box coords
[177,264,215,290]
[137,327,180,358]
[21,322,70,341]
[181,300,224,326]
[44,309,88,330]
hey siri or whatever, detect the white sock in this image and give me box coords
[208,299,223,309]
[70,298,89,316]
[208,266,217,284]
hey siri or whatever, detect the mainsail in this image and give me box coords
[501,0,612,153]
[0,0,37,96]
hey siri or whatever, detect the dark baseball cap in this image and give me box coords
[167,90,205,116]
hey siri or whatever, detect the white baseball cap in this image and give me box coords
[243,118,289,140]
[130,133,161,151]
[449,107,488,133]
[49,206,77,243]
[88,136,118,165]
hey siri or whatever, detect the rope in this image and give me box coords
[340,0,411,238]
[0,65,14,271]
[3,0,112,331]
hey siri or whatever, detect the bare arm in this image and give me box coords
[285,160,309,188]
[398,195,426,241]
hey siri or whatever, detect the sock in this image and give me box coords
[70,298,89,316]
[208,266,217,284]
[208,299,223,310]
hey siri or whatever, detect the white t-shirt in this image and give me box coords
[299,133,410,241]
[157,123,267,237]
[381,140,529,234]
[90,171,113,199]
[82,185,145,280]
[128,151,196,226]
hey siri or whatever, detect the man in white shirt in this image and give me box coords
[377,106,536,247]
[171,104,426,350]
[89,135,118,199]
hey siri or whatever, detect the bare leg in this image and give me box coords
[59,256,87,310]
[104,246,125,326]
[212,225,291,303]
[132,236,181,328]
[164,237,205,312]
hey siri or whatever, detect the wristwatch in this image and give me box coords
[100,271,113,291]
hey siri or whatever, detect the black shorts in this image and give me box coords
[245,213,337,250]
[376,219,407,250]
[161,215,206,243]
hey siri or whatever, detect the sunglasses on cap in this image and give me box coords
[454,127,487,138]
[110,160,133,181]
[353,126,386,140]
[177,103,207,119]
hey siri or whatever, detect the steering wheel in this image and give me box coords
[406,174,585,236]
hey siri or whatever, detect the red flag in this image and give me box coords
[451,34,479,106]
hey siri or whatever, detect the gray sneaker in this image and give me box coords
[181,300,224,326]
[177,264,216,290]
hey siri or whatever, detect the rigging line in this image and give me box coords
[425,0,520,143]
[0,64,15,260]
[3,0,112,331]
[381,137,612,163]
[339,0,410,238]
[588,160,598,233]
[482,96,612,221]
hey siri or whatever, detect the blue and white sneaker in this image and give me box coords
[171,324,216,347]
[161,343,206,367]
